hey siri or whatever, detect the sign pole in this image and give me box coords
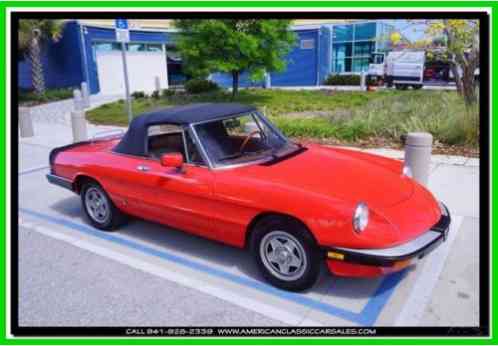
[115,19,132,124]
[120,42,133,124]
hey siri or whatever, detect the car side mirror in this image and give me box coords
[160,152,184,170]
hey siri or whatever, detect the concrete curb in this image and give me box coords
[329,145,479,167]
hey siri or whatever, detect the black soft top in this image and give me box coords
[113,103,256,156]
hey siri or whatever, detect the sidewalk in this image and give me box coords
[26,93,121,125]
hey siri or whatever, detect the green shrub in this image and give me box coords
[151,90,160,99]
[185,79,219,94]
[86,88,479,149]
[161,88,176,98]
[18,87,74,104]
[131,91,146,99]
[324,74,361,86]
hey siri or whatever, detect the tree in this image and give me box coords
[18,20,65,95]
[173,19,296,98]
[392,19,479,107]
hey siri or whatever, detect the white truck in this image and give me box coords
[367,50,425,90]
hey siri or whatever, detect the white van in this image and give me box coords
[368,50,425,90]
[386,51,425,89]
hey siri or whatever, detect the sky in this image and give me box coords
[390,20,429,42]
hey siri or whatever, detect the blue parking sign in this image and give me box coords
[115,19,128,30]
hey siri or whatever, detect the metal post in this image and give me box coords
[81,81,90,108]
[19,107,34,137]
[120,42,133,124]
[404,132,433,186]
[154,76,161,94]
[71,89,88,142]
[360,71,366,91]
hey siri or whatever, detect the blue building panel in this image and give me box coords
[210,71,264,89]
[18,21,84,91]
[270,29,319,87]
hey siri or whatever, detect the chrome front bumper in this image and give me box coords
[324,203,451,267]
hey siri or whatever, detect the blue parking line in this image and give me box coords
[19,207,405,325]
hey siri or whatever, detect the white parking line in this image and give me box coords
[19,217,322,326]
[18,165,49,175]
[394,215,464,326]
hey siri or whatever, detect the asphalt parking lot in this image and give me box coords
[17,121,480,327]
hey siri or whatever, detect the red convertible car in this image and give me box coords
[47,103,451,291]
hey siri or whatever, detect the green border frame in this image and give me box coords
[3,1,494,344]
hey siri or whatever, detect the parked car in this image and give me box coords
[47,103,451,291]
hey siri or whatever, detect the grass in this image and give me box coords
[19,87,74,105]
[272,90,479,147]
[86,88,479,148]
[87,89,375,127]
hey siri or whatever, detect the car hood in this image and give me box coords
[240,144,414,209]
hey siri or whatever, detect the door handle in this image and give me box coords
[137,165,150,172]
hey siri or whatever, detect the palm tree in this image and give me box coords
[18,20,65,95]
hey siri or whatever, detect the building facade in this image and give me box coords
[18,20,394,94]
[211,21,394,88]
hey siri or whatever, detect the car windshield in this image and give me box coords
[194,112,299,167]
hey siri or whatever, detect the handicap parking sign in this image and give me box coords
[115,19,129,43]
[115,19,129,30]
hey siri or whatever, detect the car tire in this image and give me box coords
[81,181,128,231]
[250,216,320,292]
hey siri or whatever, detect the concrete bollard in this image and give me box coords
[264,72,271,89]
[71,89,88,142]
[404,132,433,187]
[154,76,161,93]
[81,82,90,108]
[73,89,84,110]
[19,107,34,138]
[360,71,366,91]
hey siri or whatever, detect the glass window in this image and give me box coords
[372,53,384,64]
[352,58,370,72]
[353,41,375,56]
[128,43,147,52]
[147,44,163,52]
[333,57,352,73]
[194,113,291,167]
[333,25,353,42]
[93,42,121,52]
[147,125,186,160]
[300,39,315,50]
[332,42,353,60]
[354,23,376,41]
[185,131,205,165]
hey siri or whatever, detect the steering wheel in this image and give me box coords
[239,130,262,154]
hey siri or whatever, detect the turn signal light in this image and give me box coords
[327,251,345,260]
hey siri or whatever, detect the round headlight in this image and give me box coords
[402,165,413,178]
[353,202,369,233]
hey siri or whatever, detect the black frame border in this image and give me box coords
[10,10,490,338]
